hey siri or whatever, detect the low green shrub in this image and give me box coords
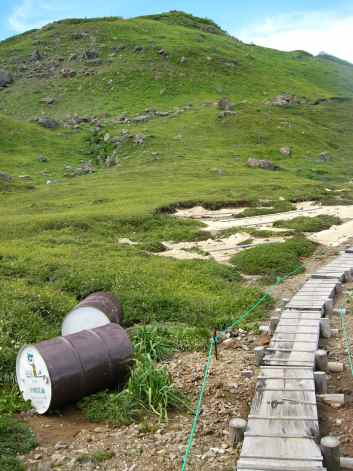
[231,238,317,280]
[273,215,341,233]
[0,416,36,469]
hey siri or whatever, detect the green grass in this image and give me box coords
[79,353,188,426]
[0,416,37,470]
[273,215,342,233]
[231,238,317,280]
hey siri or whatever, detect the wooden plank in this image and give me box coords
[240,436,322,460]
[237,459,325,470]
[255,378,315,391]
[280,312,322,320]
[278,319,320,326]
[258,367,314,379]
[312,273,344,280]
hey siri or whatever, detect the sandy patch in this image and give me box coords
[156,202,353,263]
[160,233,286,264]
[174,202,353,247]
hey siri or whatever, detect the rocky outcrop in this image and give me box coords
[0,70,13,87]
[247,158,279,170]
[36,117,60,129]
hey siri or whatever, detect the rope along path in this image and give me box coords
[180,266,302,471]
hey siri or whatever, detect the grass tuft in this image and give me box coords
[79,353,188,425]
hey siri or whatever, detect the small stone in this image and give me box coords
[241,369,253,378]
[280,146,292,157]
[37,117,59,129]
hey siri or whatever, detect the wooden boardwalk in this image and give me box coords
[236,248,353,471]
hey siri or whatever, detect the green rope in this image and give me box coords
[339,306,353,376]
[180,265,302,470]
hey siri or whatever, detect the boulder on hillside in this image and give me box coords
[280,146,292,157]
[319,152,331,162]
[30,49,42,61]
[0,70,14,88]
[271,94,301,107]
[83,49,99,60]
[37,155,49,163]
[247,158,279,171]
[0,171,12,182]
[133,134,145,145]
[217,97,234,111]
[36,117,60,129]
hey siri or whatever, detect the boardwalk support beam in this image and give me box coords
[229,418,247,447]
[321,436,341,471]
[254,346,265,367]
[314,371,328,394]
[315,349,328,372]
[320,318,331,338]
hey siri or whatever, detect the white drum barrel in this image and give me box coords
[61,292,123,336]
[16,324,132,414]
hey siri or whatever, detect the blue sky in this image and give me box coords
[1,0,353,62]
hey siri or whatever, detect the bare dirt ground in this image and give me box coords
[20,242,353,471]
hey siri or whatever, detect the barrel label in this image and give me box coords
[16,347,52,414]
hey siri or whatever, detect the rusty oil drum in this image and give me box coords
[16,323,132,414]
[61,291,123,336]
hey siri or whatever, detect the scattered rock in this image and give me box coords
[0,171,12,182]
[30,49,42,61]
[271,94,302,106]
[319,152,331,162]
[247,158,279,171]
[83,50,99,60]
[36,117,59,129]
[218,110,236,118]
[134,46,144,53]
[40,97,55,105]
[64,161,95,177]
[217,97,234,111]
[71,31,89,40]
[60,68,76,78]
[180,56,187,64]
[19,175,32,180]
[280,146,292,157]
[0,69,14,88]
[133,134,145,145]
[37,155,48,163]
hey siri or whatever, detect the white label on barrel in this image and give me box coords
[16,346,52,414]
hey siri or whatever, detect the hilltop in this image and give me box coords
[1,10,353,470]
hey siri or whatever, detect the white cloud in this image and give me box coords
[8,0,74,33]
[238,11,353,63]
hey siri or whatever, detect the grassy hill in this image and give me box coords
[1,12,353,460]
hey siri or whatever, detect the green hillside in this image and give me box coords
[1,12,353,462]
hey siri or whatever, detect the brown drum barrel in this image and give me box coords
[61,291,123,336]
[16,324,132,414]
